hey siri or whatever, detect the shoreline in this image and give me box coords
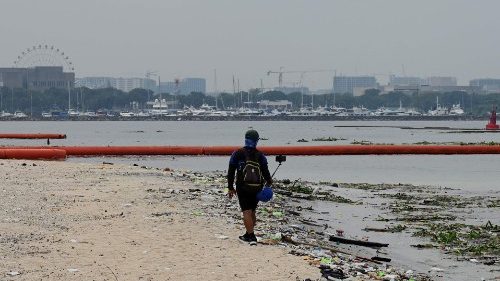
[1,160,497,280]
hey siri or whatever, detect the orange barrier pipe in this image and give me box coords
[203,145,500,155]
[60,146,205,156]
[3,145,500,156]
[0,133,66,139]
[0,149,66,160]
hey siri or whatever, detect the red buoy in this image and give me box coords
[486,106,499,130]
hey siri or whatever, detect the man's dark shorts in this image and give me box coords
[236,185,262,211]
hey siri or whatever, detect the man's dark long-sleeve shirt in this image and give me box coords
[227,147,273,190]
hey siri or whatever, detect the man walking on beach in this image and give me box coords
[227,129,273,245]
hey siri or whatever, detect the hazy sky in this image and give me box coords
[1,0,499,91]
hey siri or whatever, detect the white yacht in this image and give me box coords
[83,111,97,117]
[330,106,347,115]
[235,107,263,116]
[288,107,316,116]
[313,106,338,116]
[449,104,465,115]
[68,109,80,117]
[405,108,422,116]
[352,106,371,116]
[1,111,13,118]
[148,99,169,116]
[136,111,151,117]
[13,111,28,118]
[119,111,135,117]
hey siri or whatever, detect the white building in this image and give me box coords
[114,78,156,92]
[181,78,206,94]
[159,78,206,94]
[425,76,457,87]
[333,76,377,94]
[389,75,424,87]
[470,79,500,93]
[76,77,156,92]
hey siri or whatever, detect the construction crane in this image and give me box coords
[266,68,336,88]
[267,67,285,88]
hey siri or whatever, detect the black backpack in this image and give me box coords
[241,149,263,189]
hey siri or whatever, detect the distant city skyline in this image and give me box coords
[1,0,499,91]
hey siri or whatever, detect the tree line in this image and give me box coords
[0,86,499,116]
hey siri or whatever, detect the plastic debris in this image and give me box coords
[383,274,398,280]
[319,264,346,280]
[272,211,283,218]
[320,257,333,265]
[192,211,203,216]
[271,232,282,241]
[168,169,444,280]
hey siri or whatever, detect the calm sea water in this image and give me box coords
[1,120,499,193]
[1,120,499,280]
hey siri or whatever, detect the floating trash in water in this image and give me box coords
[311,136,346,142]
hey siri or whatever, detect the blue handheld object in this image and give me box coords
[257,186,273,202]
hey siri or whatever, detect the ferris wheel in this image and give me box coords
[13,44,75,72]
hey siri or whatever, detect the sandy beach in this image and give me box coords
[0,160,318,280]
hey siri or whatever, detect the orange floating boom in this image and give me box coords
[0,133,66,139]
[207,145,500,155]
[4,145,500,156]
[0,149,66,160]
[61,146,205,156]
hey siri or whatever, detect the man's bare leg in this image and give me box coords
[243,210,255,234]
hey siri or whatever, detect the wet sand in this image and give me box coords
[0,160,317,280]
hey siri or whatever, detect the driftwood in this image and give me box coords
[299,219,323,227]
[329,235,389,248]
[363,227,402,233]
[371,256,392,263]
[281,235,382,265]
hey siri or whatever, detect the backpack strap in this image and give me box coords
[242,148,260,163]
